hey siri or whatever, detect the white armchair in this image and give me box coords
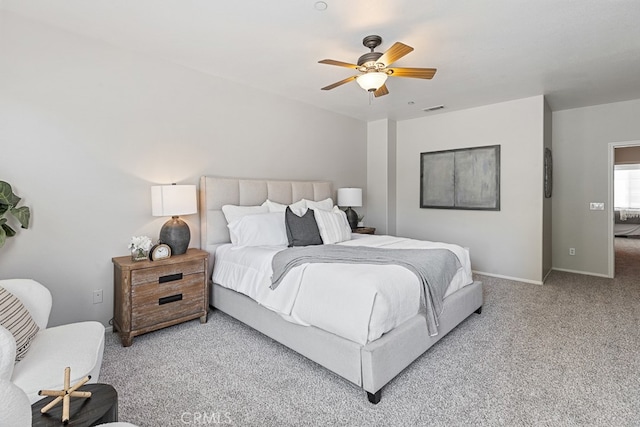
[0,279,105,403]
[0,379,31,427]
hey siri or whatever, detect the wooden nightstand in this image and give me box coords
[112,248,209,347]
[353,227,376,235]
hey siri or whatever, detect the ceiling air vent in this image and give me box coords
[422,105,444,112]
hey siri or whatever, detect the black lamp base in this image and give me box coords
[344,207,358,230]
[159,216,190,255]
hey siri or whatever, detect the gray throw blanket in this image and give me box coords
[270,245,461,337]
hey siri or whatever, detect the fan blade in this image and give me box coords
[318,59,360,69]
[321,75,358,91]
[374,84,389,97]
[377,42,414,67]
[387,67,437,79]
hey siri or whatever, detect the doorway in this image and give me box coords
[608,140,640,278]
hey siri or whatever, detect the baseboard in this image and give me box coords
[551,267,612,279]
[104,325,113,333]
[471,268,611,285]
[472,270,543,285]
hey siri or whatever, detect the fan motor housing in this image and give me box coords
[358,35,384,68]
[357,52,383,67]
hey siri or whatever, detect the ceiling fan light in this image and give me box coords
[356,72,388,92]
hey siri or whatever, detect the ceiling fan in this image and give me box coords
[319,35,437,98]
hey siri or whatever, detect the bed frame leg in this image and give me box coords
[367,390,381,404]
[475,306,482,315]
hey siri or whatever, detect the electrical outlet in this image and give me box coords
[569,248,576,256]
[93,289,103,304]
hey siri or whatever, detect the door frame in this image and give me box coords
[608,140,640,278]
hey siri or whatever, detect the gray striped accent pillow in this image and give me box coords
[0,286,40,361]
[314,206,352,244]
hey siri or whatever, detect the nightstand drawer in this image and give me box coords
[131,275,204,330]
[131,260,204,286]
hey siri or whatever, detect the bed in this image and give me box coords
[615,209,640,236]
[199,176,483,403]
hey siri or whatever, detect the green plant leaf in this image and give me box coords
[1,223,15,237]
[0,181,19,207]
[0,181,30,247]
[10,206,30,229]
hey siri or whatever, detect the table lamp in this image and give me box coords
[151,184,197,255]
[337,188,362,230]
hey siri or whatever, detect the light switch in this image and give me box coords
[589,202,605,210]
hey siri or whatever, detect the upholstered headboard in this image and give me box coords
[199,176,333,270]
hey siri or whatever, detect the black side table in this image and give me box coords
[31,384,118,427]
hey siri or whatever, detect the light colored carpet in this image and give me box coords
[101,243,640,426]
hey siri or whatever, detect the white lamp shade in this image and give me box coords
[151,184,197,217]
[337,188,363,207]
[356,72,388,92]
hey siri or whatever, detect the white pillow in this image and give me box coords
[313,206,352,244]
[221,205,268,224]
[263,199,307,214]
[304,198,334,211]
[227,212,288,246]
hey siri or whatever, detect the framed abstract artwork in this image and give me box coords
[420,145,500,210]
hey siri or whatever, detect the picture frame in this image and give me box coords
[544,147,553,198]
[420,145,500,210]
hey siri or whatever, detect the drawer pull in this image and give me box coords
[159,273,183,283]
[159,294,183,305]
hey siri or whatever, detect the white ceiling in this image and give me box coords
[3,0,640,122]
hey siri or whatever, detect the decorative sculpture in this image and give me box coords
[38,367,92,424]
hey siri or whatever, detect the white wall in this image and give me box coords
[366,119,396,235]
[395,96,546,283]
[552,98,640,276]
[387,121,397,236]
[0,11,366,326]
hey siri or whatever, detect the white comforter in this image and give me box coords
[212,234,473,345]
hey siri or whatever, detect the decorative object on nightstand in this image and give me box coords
[353,227,376,235]
[151,184,197,255]
[149,243,171,261]
[128,236,152,262]
[337,188,362,230]
[112,248,209,347]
